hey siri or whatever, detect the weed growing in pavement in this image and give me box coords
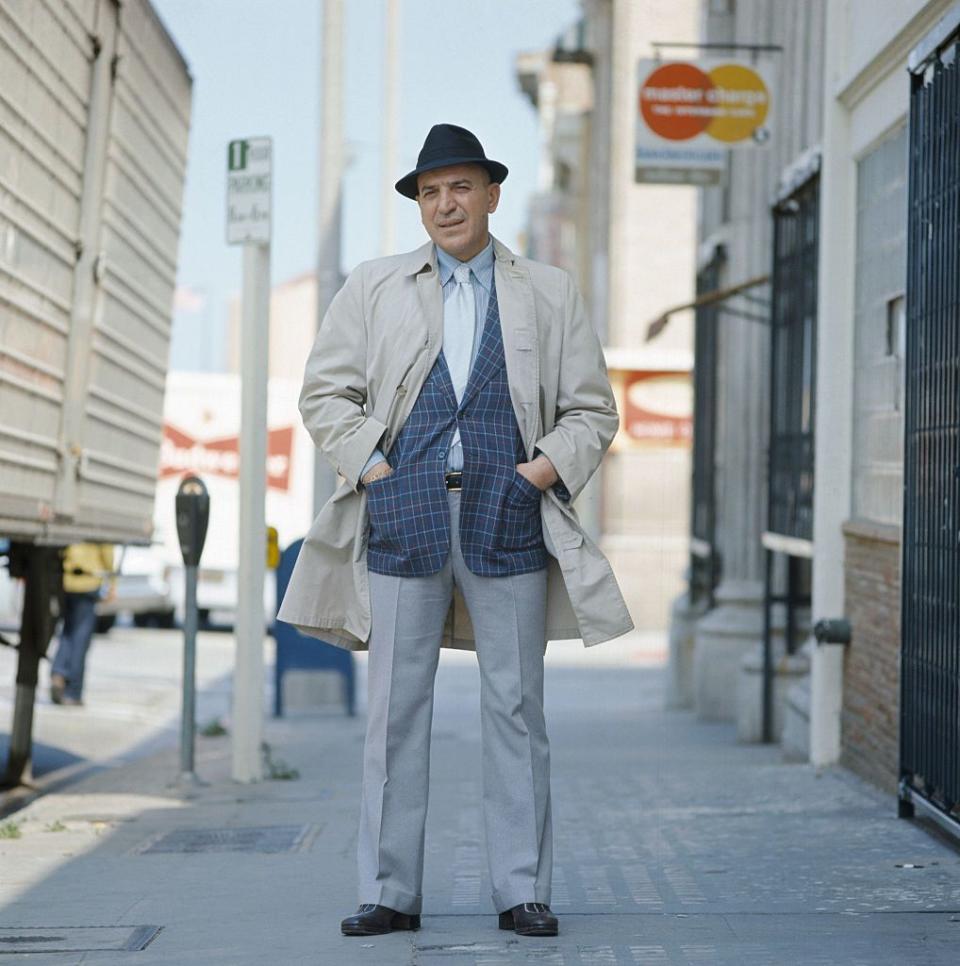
[0,821,22,839]
[261,741,300,781]
[200,718,228,737]
[44,821,67,833]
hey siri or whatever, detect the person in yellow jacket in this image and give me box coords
[49,544,115,706]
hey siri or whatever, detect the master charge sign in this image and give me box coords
[635,59,775,185]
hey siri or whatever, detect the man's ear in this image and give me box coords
[488,182,501,214]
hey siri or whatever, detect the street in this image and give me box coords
[1,627,958,964]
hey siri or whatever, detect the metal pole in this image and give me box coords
[314,0,344,514]
[761,548,774,743]
[1,546,60,789]
[380,0,400,257]
[233,241,270,783]
[179,563,198,780]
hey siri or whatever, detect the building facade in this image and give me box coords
[517,0,699,632]
[665,0,826,729]
[812,0,960,830]
[673,0,960,835]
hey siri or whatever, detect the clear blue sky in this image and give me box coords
[153,0,581,370]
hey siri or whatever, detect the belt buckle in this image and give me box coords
[445,472,463,491]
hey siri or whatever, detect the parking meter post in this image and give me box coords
[175,476,209,785]
[180,562,198,778]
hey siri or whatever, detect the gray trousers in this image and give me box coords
[358,490,551,915]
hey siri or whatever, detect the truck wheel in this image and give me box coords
[134,610,177,629]
[95,614,116,635]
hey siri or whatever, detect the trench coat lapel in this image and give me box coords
[407,243,456,411]
[409,242,443,353]
[491,239,540,454]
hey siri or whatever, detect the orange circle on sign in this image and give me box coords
[704,64,769,142]
[639,62,714,141]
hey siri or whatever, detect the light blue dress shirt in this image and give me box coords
[361,238,494,479]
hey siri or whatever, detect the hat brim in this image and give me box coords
[395,157,508,200]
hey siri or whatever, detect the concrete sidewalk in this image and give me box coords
[0,628,237,816]
[2,634,959,965]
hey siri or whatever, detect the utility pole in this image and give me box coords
[314,0,344,514]
[381,0,400,256]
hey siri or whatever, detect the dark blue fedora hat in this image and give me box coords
[395,123,508,200]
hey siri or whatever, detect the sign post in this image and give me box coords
[226,137,272,782]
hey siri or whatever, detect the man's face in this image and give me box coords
[416,164,500,262]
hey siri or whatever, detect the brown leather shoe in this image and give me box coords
[340,904,421,936]
[50,674,66,705]
[498,902,558,937]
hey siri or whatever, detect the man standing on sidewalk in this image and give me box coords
[50,543,114,706]
[278,124,633,937]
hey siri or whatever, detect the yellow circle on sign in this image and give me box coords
[705,64,769,143]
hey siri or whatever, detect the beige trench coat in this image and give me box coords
[277,236,634,650]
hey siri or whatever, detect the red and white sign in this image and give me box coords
[160,424,294,491]
[623,371,692,444]
[152,372,314,574]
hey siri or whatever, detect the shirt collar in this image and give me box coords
[435,237,495,292]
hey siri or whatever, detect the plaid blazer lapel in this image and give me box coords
[433,349,459,409]
[458,284,504,410]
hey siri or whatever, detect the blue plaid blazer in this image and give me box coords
[365,280,548,577]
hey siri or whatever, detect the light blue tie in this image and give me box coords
[446,264,475,404]
[445,265,476,468]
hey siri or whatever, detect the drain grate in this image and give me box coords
[0,925,161,953]
[136,824,313,854]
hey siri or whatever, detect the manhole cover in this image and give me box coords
[136,824,313,854]
[0,925,160,953]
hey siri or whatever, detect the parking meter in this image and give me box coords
[175,475,209,567]
[175,475,209,784]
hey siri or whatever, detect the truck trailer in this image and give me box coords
[0,0,192,786]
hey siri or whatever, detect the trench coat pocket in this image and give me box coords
[555,529,583,572]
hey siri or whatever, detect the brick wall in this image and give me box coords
[841,520,901,794]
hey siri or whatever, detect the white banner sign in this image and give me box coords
[226,137,272,244]
[635,59,775,185]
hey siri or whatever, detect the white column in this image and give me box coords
[380,0,400,256]
[314,0,344,514]
[233,242,270,783]
[809,0,855,767]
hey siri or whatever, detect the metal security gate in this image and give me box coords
[768,171,818,549]
[689,249,725,607]
[759,170,819,741]
[899,19,960,830]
